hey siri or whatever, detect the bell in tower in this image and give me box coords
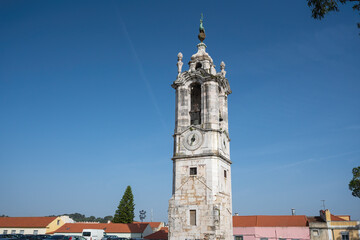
[169,15,233,240]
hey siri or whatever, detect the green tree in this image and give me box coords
[349,166,360,198]
[307,0,360,29]
[113,186,135,223]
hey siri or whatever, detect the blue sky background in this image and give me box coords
[0,0,359,222]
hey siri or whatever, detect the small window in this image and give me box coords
[313,230,319,236]
[260,238,268,240]
[33,230,38,235]
[341,232,349,240]
[190,210,196,226]
[83,232,91,237]
[20,230,24,234]
[57,219,60,225]
[11,230,16,234]
[3,230,8,234]
[235,236,243,240]
[190,167,197,176]
[279,238,286,240]
[224,170,227,178]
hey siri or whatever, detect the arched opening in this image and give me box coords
[190,83,201,125]
[195,62,202,70]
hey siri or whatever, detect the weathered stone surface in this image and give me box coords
[169,42,233,240]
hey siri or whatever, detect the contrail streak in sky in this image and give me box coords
[112,2,167,129]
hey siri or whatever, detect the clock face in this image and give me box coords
[183,130,203,151]
[221,134,229,153]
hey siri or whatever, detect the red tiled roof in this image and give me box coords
[233,215,308,227]
[144,230,168,240]
[54,223,149,234]
[330,214,346,221]
[0,217,57,228]
[135,222,162,229]
[159,227,168,232]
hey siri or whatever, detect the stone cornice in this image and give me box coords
[173,126,230,141]
[172,70,231,95]
[172,152,232,164]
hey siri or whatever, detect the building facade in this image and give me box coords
[52,223,153,238]
[233,215,310,240]
[309,210,360,240]
[0,216,74,235]
[168,18,233,240]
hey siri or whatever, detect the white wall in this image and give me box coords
[0,228,46,235]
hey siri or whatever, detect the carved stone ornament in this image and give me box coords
[177,52,183,75]
[220,61,226,77]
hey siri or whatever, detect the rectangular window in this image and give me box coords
[313,230,319,236]
[341,232,349,240]
[260,238,268,240]
[224,170,227,178]
[235,236,243,240]
[11,230,16,234]
[57,219,60,225]
[190,210,196,226]
[33,230,38,235]
[190,167,197,176]
[3,230,8,234]
[20,230,24,234]
[279,238,286,240]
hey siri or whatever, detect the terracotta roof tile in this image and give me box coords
[54,223,149,234]
[330,214,346,221]
[135,222,162,229]
[233,215,308,227]
[0,217,57,228]
[144,230,168,240]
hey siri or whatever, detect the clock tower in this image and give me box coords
[168,17,233,240]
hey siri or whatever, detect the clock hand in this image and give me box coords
[190,134,196,145]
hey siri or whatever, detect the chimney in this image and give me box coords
[320,209,331,221]
[291,208,296,216]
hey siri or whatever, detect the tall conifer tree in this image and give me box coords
[113,185,135,223]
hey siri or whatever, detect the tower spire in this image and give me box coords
[198,13,206,42]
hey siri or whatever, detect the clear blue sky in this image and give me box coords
[0,0,359,222]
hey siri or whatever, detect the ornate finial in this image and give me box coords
[177,52,183,75]
[220,61,226,77]
[198,13,206,42]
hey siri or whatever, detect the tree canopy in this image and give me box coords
[113,185,135,223]
[62,213,113,223]
[307,0,360,29]
[307,0,360,19]
[349,166,360,198]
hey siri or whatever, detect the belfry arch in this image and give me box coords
[190,83,201,125]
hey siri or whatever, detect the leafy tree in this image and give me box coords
[62,213,111,223]
[103,216,114,223]
[113,186,135,223]
[307,0,360,29]
[349,166,360,198]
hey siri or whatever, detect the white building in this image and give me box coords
[52,222,153,238]
[0,216,74,235]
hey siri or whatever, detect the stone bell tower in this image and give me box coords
[168,16,233,240]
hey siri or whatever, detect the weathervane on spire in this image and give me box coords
[198,13,206,42]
